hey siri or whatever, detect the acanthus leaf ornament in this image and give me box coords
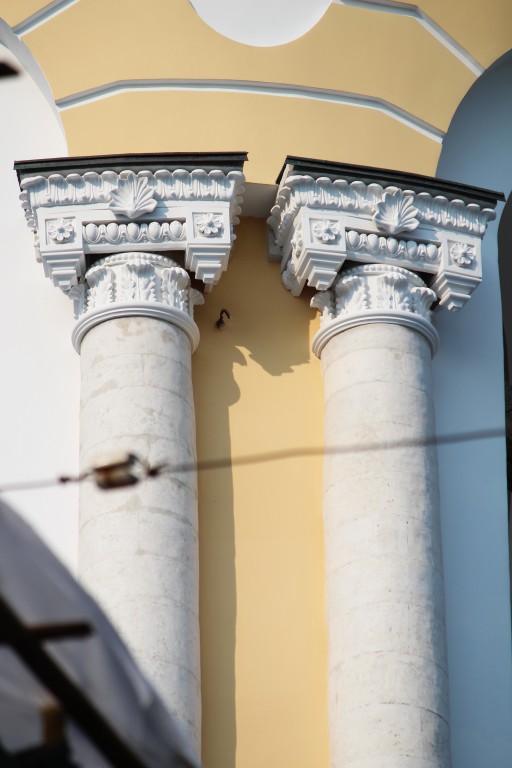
[373,189,420,235]
[72,253,203,352]
[311,264,439,358]
[108,172,157,219]
[310,290,335,326]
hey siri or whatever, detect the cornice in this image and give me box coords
[19,168,245,227]
[268,159,502,312]
[269,174,497,242]
[274,157,503,206]
[15,152,248,178]
[15,153,246,295]
[70,253,203,353]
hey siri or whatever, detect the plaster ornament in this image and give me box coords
[108,172,157,219]
[333,263,436,319]
[47,217,75,243]
[373,188,420,235]
[281,258,300,295]
[346,229,440,264]
[73,253,204,352]
[311,264,439,357]
[83,220,185,245]
[281,227,304,296]
[310,290,335,323]
[18,164,245,291]
[450,241,475,266]
[20,169,244,214]
[269,168,498,309]
[195,213,223,237]
[268,175,495,244]
[77,253,203,320]
[312,219,339,243]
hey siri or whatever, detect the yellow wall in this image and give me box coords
[194,219,326,767]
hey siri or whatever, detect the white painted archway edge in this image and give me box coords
[189,0,331,47]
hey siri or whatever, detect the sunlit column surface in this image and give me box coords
[313,264,449,768]
[15,153,246,756]
[268,157,502,768]
[76,252,203,748]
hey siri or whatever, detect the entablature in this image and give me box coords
[268,156,503,311]
[15,152,247,293]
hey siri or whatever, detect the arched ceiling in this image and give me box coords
[1,0,512,184]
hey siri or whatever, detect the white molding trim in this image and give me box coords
[72,302,200,353]
[55,79,444,144]
[13,0,80,37]
[312,308,438,356]
[334,0,484,76]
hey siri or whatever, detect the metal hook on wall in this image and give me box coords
[215,308,231,330]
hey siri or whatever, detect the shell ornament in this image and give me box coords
[108,172,158,219]
[373,188,420,235]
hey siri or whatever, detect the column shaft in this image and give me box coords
[79,315,200,750]
[321,321,450,768]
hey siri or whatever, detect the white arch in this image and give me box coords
[189,0,331,47]
[0,18,63,128]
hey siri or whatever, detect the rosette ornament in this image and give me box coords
[312,219,339,243]
[450,242,475,266]
[108,172,158,219]
[196,213,223,237]
[373,188,420,235]
[48,217,74,243]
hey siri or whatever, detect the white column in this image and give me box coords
[268,159,501,768]
[313,264,450,768]
[74,252,204,750]
[16,156,246,757]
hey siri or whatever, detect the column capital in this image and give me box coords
[70,252,203,352]
[16,152,246,294]
[311,263,438,357]
[268,157,502,311]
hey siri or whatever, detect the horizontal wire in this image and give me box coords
[0,427,505,494]
[191,426,505,472]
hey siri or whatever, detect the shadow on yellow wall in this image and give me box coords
[194,218,328,768]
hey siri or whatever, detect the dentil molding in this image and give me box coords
[15,153,247,295]
[70,252,204,352]
[268,158,503,311]
[311,263,439,357]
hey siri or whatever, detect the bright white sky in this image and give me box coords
[189,0,332,46]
